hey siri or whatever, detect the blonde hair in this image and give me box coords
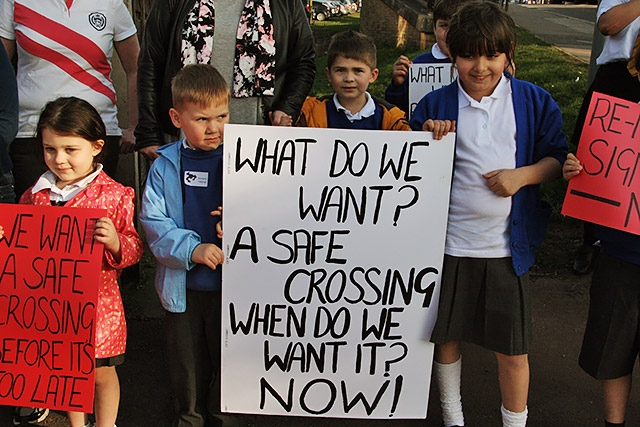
[171,64,230,110]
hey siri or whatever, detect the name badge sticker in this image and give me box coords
[184,171,209,187]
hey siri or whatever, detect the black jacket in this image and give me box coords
[135,0,316,149]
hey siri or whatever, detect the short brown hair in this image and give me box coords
[327,30,377,70]
[171,64,230,110]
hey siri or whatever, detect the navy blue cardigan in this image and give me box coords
[410,74,568,275]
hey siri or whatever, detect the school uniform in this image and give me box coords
[411,74,568,354]
[140,139,224,426]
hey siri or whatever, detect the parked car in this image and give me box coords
[313,0,341,16]
[306,0,335,21]
[335,0,358,14]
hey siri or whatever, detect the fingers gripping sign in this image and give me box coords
[191,206,225,270]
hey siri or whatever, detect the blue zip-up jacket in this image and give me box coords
[140,140,209,312]
[410,74,568,276]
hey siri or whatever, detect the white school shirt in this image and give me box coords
[333,91,376,121]
[445,76,516,258]
[0,0,137,137]
[431,42,449,60]
[596,0,640,65]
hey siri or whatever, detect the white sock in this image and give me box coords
[434,357,464,427]
[501,404,528,427]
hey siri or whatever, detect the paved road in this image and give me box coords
[509,3,598,63]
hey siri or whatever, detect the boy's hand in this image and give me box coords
[211,206,223,239]
[0,225,4,240]
[391,55,411,86]
[94,217,122,260]
[192,243,224,270]
[483,169,525,197]
[563,153,582,180]
[422,119,456,140]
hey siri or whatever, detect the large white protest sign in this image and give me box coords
[221,125,454,419]
[408,63,455,119]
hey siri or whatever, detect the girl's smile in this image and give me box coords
[456,53,509,101]
[41,128,103,189]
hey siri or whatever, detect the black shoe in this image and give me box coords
[572,243,600,275]
[12,407,49,425]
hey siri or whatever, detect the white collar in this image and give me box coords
[333,92,376,122]
[32,164,103,202]
[457,74,511,108]
[431,43,449,60]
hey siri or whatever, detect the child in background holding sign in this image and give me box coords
[139,64,230,427]
[564,149,640,426]
[410,2,567,426]
[568,0,640,275]
[384,0,469,116]
[297,30,410,130]
[15,96,143,427]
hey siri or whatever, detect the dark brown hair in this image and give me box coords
[446,1,516,70]
[36,97,106,165]
[432,0,473,23]
[36,96,106,143]
[327,30,377,70]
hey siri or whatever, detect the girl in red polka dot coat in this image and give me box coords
[18,97,143,427]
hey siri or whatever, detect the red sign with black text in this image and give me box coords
[562,92,640,235]
[0,204,105,412]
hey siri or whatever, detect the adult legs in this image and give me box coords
[9,137,46,201]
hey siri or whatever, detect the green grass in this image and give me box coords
[310,16,590,214]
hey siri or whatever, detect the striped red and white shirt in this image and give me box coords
[0,0,136,137]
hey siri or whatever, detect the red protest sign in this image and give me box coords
[562,92,640,235]
[0,203,105,412]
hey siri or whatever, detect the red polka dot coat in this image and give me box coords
[20,171,144,358]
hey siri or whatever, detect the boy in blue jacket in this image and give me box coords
[140,64,230,427]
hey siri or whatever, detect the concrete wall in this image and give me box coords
[360,0,434,51]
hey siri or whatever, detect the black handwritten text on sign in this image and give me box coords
[0,204,105,412]
[562,92,640,235]
[222,125,454,418]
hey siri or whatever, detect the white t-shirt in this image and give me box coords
[0,0,137,137]
[445,76,516,258]
[596,0,640,65]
